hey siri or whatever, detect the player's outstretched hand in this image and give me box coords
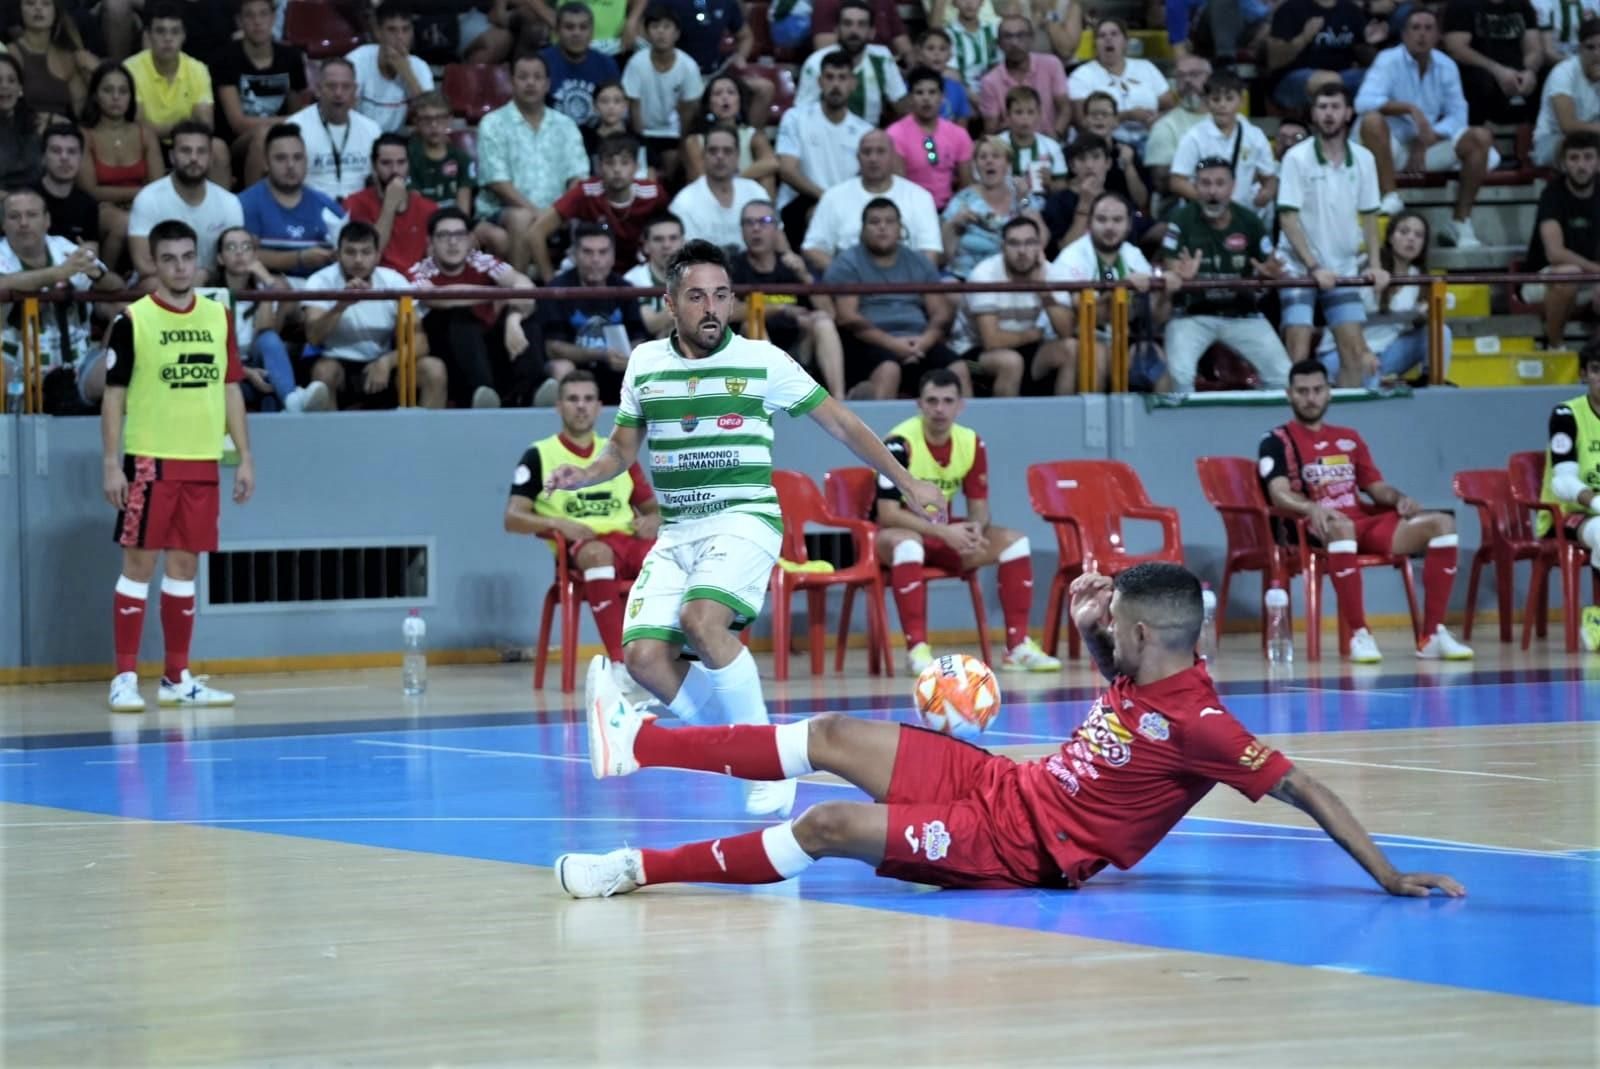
[545,463,589,493]
[1069,571,1114,634]
[905,478,946,521]
[1383,871,1466,898]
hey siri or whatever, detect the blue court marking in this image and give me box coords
[2,677,1595,1006]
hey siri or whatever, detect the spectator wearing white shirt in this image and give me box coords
[304,220,444,409]
[127,121,245,283]
[621,7,704,181]
[795,1,909,127]
[776,50,875,234]
[284,58,383,202]
[1356,8,1496,249]
[802,129,943,273]
[346,4,436,134]
[1534,18,1600,166]
[1066,18,1176,152]
[668,125,769,249]
[960,216,1077,397]
[1170,71,1279,221]
[624,212,683,337]
[1147,54,1213,199]
[1275,84,1390,384]
[1537,0,1600,61]
[999,86,1067,200]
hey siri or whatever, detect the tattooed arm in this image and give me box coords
[1068,571,1118,682]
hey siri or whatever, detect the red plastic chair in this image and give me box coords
[283,0,364,59]
[448,127,477,162]
[1453,468,1549,643]
[443,63,513,124]
[533,532,589,695]
[1026,461,1184,658]
[1273,506,1422,660]
[1508,450,1599,651]
[769,471,892,681]
[824,467,994,668]
[1196,456,1295,657]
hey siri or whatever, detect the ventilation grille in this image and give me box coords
[206,543,430,608]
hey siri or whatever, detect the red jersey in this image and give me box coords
[345,188,440,275]
[1013,663,1293,884]
[409,250,514,328]
[553,179,668,269]
[1258,420,1383,519]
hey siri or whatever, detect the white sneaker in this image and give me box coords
[532,379,561,407]
[1442,217,1483,250]
[1001,636,1062,672]
[555,848,644,898]
[745,778,797,817]
[586,655,649,779]
[108,671,145,713]
[285,381,332,413]
[907,641,934,675]
[471,385,501,409]
[610,660,657,709]
[1379,191,1406,215]
[1348,628,1383,664]
[158,670,234,707]
[1416,625,1475,660]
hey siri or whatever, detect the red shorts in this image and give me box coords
[921,537,966,573]
[1350,511,1402,556]
[874,726,1066,889]
[113,456,220,552]
[567,531,653,579]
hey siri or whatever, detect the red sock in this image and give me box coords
[997,554,1034,650]
[112,579,148,674]
[890,561,929,648]
[640,828,784,885]
[632,720,785,779]
[1326,543,1367,633]
[584,579,625,661]
[160,580,197,681]
[1422,544,1458,637]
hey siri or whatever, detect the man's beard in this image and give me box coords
[1201,199,1228,218]
[1294,400,1327,424]
[1091,235,1122,256]
[174,166,207,188]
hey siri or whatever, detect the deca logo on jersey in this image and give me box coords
[160,353,219,389]
[717,414,744,430]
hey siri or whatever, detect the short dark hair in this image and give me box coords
[42,123,82,150]
[1001,215,1041,239]
[560,368,598,393]
[320,55,356,79]
[1004,85,1041,111]
[1089,190,1132,220]
[556,1,593,23]
[1311,82,1353,108]
[1404,5,1438,28]
[643,211,683,239]
[427,205,471,236]
[838,0,874,20]
[373,1,413,24]
[819,50,855,73]
[1195,156,1235,176]
[149,218,198,254]
[1204,70,1246,97]
[264,122,303,152]
[860,195,901,225]
[372,132,408,161]
[573,220,615,248]
[905,65,944,93]
[642,5,679,29]
[597,133,640,162]
[1288,357,1330,383]
[1582,16,1600,41]
[511,50,550,76]
[339,219,380,248]
[1113,562,1204,653]
[1581,335,1600,372]
[146,1,185,26]
[171,119,213,144]
[1083,90,1118,114]
[916,26,950,48]
[1563,130,1600,156]
[1067,133,1110,163]
[665,239,729,293]
[703,123,739,149]
[918,367,962,395]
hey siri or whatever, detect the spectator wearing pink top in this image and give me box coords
[888,67,975,210]
[979,14,1072,140]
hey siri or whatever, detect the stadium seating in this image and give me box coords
[443,63,514,124]
[283,0,363,59]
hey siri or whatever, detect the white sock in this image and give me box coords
[761,822,817,876]
[775,720,814,778]
[997,536,1031,563]
[1327,539,1357,555]
[666,661,715,724]
[705,647,768,726]
[891,540,925,566]
[582,565,616,583]
[115,575,149,600]
[1582,518,1600,568]
[161,576,196,597]
[1427,534,1459,549]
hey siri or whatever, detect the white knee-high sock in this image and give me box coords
[666,661,716,724]
[1581,518,1600,570]
[704,647,769,726]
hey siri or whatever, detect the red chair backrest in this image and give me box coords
[1506,450,1546,536]
[443,63,512,122]
[824,467,879,522]
[447,127,477,162]
[1195,455,1275,558]
[772,470,828,562]
[283,0,364,58]
[1452,469,1515,547]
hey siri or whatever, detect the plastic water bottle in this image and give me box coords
[1199,583,1218,662]
[1264,587,1293,665]
[402,609,428,695]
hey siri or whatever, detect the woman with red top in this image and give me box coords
[77,60,164,274]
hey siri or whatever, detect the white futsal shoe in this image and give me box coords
[108,671,145,713]
[158,670,234,707]
[1347,628,1383,664]
[1416,625,1475,661]
[1001,636,1062,672]
[907,641,934,675]
[556,847,644,898]
[586,654,650,779]
[745,778,797,818]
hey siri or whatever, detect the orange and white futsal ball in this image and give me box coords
[913,654,1002,739]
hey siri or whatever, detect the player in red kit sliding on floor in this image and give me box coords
[556,562,1465,899]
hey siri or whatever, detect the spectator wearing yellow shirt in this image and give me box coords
[125,2,231,187]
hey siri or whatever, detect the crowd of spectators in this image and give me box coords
[1,0,1597,415]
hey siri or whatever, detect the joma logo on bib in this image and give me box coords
[158,328,216,345]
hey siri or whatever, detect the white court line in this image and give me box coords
[1168,829,1577,860]
[277,755,327,762]
[1282,686,1412,699]
[1192,815,1594,857]
[0,762,37,768]
[82,760,134,766]
[355,739,585,763]
[183,757,231,763]
[1292,755,1549,782]
[242,684,376,695]
[1293,735,1591,755]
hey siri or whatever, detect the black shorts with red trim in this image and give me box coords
[113,455,221,552]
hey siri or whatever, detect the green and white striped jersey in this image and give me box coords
[615,330,828,546]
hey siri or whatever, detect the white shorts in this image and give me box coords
[622,529,777,647]
[1522,265,1599,306]
[1388,127,1502,174]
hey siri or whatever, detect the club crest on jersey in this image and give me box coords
[1137,711,1170,741]
[725,377,748,396]
[921,820,950,861]
[680,413,699,432]
[628,599,642,619]
[686,377,698,395]
[1337,438,1357,451]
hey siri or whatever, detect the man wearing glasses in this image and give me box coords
[978,14,1071,141]
[408,207,540,408]
[887,66,975,211]
[728,200,846,398]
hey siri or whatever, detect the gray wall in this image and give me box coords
[1,387,1576,670]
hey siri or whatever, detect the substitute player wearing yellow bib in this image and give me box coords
[875,367,1060,675]
[505,370,659,665]
[1541,340,1600,651]
[102,219,255,712]
[546,239,945,816]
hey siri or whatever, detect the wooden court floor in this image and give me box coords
[2,629,1596,1067]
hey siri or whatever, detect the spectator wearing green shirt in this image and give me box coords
[407,90,511,259]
